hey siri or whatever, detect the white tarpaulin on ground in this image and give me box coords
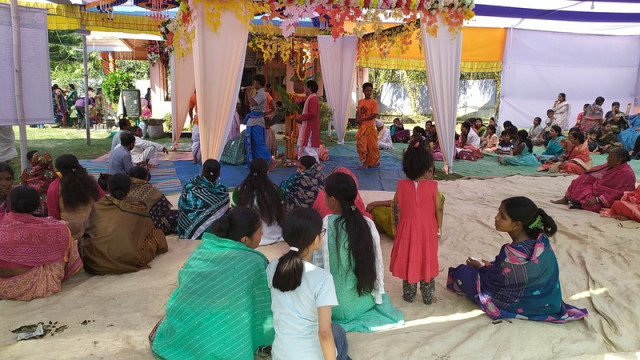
[499,29,640,129]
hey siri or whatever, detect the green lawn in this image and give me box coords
[8,126,184,180]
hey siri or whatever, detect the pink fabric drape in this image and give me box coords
[171,51,195,149]
[420,17,462,174]
[192,6,248,160]
[317,35,358,144]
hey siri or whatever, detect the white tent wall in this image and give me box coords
[499,28,640,129]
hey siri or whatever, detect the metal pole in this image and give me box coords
[82,26,91,145]
[10,0,28,171]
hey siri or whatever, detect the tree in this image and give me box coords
[101,70,134,104]
[115,60,149,80]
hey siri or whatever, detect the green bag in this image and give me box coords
[221,130,246,165]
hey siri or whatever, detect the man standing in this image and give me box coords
[188,89,200,164]
[108,131,135,175]
[356,82,380,168]
[244,74,272,164]
[296,80,320,162]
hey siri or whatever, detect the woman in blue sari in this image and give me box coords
[538,125,565,162]
[619,113,640,156]
[176,159,229,239]
[279,155,324,212]
[447,196,588,323]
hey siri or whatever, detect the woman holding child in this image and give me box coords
[498,130,540,166]
[448,196,588,322]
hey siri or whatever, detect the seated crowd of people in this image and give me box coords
[1,95,639,358]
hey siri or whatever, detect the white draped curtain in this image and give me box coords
[192,6,248,161]
[171,51,195,149]
[317,35,358,144]
[420,18,462,174]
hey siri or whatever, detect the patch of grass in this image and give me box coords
[7,126,185,180]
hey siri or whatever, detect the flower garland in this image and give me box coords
[168,0,474,54]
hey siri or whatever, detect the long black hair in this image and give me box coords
[236,158,284,226]
[10,186,40,214]
[210,206,261,242]
[56,154,101,210]
[107,173,131,200]
[517,129,533,153]
[272,207,323,292]
[502,196,557,239]
[202,159,221,183]
[324,172,376,296]
[403,140,434,180]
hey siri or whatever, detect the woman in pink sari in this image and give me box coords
[0,186,82,300]
[580,96,605,133]
[601,184,640,222]
[313,167,373,220]
[552,148,635,212]
[538,130,592,175]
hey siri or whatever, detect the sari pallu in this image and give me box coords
[20,151,57,217]
[447,235,588,323]
[313,215,404,332]
[80,196,168,275]
[538,136,565,162]
[601,185,640,222]
[597,131,622,151]
[280,163,325,212]
[538,142,592,175]
[177,175,229,240]
[619,114,640,151]
[565,163,636,212]
[0,213,82,300]
[129,177,178,235]
[581,104,603,133]
[150,233,274,360]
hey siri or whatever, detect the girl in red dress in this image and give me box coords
[389,139,444,304]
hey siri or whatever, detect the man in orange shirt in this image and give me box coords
[356,82,380,168]
[188,90,200,164]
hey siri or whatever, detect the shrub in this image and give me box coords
[101,70,134,104]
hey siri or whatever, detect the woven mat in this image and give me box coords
[79,160,183,194]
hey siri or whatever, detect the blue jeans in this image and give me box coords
[332,323,351,360]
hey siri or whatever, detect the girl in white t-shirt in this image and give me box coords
[267,207,350,360]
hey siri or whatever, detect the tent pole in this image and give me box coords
[82,25,91,146]
[10,0,28,172]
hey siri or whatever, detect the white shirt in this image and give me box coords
[130,136,164,163]
[267,259,338,360]
[377,127,394,150]
[466,128,481,148]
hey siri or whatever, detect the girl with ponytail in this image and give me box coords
[448,196,588,323]
[152,207,275,359]
[267,207,350,360]
[316,172,403,332]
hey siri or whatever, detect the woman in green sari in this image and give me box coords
[594,122,623,154]
[313,172,404,332]
[537,125,565,162]
[151,207,274,360]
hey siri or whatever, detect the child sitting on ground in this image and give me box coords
[481,125,499,153]
[496,130,514,155]
[587,130,599,153]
